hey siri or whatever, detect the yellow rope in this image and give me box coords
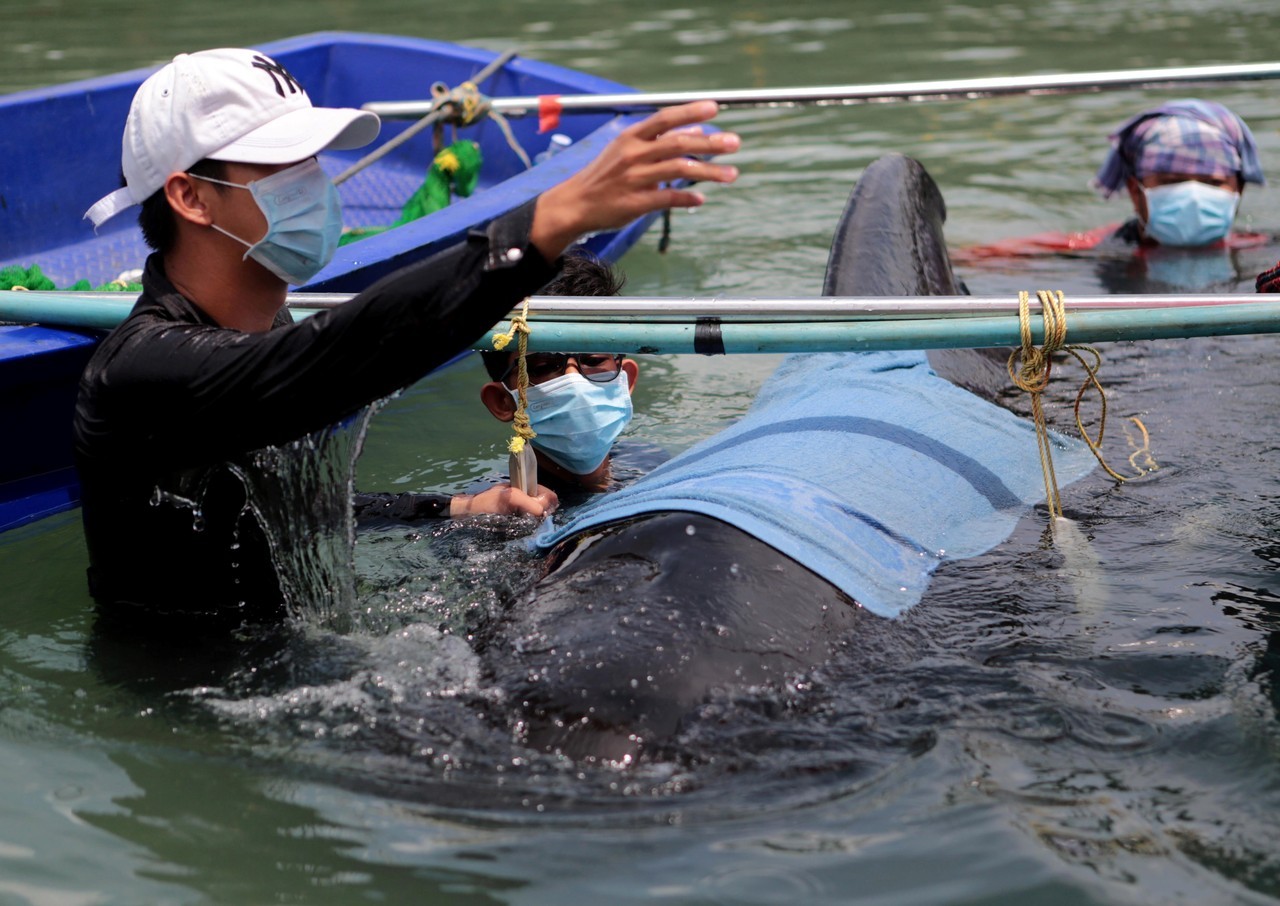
[335,67,531,184]
[492,298,536,454]
[1007,290,1146,519]
[1007,290,1066,517]
[428,80,490,128]
[1125,416,1159,475]
[429,79,502,155]
[453,81,486,126]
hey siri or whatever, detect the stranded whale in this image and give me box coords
[476,154,1097,763]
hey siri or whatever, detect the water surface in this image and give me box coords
[3,1,1280,903]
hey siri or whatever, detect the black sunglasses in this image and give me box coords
[501,353,624,386]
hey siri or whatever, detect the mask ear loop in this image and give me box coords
[492,299,538,495]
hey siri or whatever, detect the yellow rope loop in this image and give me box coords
[1061,341,1132,483]
[1007,290,1149,520]
[1125,416,1159,476]
[492,299,536,454]
[1006,291,1066,517]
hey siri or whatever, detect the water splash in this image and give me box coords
[235,405,382,630]
[143,403,383,630]
[148,484,205,532]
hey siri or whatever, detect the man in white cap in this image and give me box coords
[73,47,739,632]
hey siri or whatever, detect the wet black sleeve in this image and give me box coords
[88,201,557,465]
[353,492,452,521]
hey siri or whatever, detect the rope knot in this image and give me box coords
[332,50,531,187]
[433,79,492,127]
[492,299,536,453]
[1007,290,1152,521]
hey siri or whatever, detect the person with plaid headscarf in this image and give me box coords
[1094,98,1264,248]
[955,98,1267,266]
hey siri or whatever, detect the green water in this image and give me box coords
[4,0,1280,903]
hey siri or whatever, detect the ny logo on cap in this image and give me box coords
[251,54,304,99]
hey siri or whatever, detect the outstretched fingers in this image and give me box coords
[530,100,742,259]
[626,151,739,192]
[630,124,739,167]
[629,99,722,141]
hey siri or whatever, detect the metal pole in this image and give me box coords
[6,296,1279,348]
[488,302,1280,354]
[471,293,1276,321]
[363,61,1280,119]
[4,292,1275,331]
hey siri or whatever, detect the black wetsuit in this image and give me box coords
[1109,217,1144,246]
[74,202,557,630]
[352,491,453,522]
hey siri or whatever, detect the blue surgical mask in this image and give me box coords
[512,372,633,475]
[1142,181,1240,247]
[193,158,343,285]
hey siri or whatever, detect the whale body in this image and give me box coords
[477,154,1095,762]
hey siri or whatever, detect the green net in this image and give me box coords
[0,263,141,293]
[340,139,483,246]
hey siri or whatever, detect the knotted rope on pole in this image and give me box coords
[334,50,525,186]
[492,298,536,454]
[1007,290,1150,520]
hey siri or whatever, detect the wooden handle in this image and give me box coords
[509,446,538,497]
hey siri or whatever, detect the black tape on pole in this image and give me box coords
[694,317,726,355]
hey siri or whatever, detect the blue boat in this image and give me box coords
[0,32,663,534]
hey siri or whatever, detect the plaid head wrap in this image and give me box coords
[1093,99,1264,198]
[1257,260,1280,293]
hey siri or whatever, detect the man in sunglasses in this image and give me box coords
[477,252,662,501]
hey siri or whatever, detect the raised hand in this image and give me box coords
[530,101,741,259]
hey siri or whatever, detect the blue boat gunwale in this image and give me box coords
[0,323,99,363]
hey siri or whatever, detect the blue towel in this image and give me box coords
[535,351,1097,618]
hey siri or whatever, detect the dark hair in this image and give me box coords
[137,158,229,253]
[481,249,625,380]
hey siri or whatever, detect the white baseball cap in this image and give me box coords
[85,47,380,228]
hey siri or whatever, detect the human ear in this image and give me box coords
[621,359,639,394]
[164,172,215,227]
[480,381,517,422]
